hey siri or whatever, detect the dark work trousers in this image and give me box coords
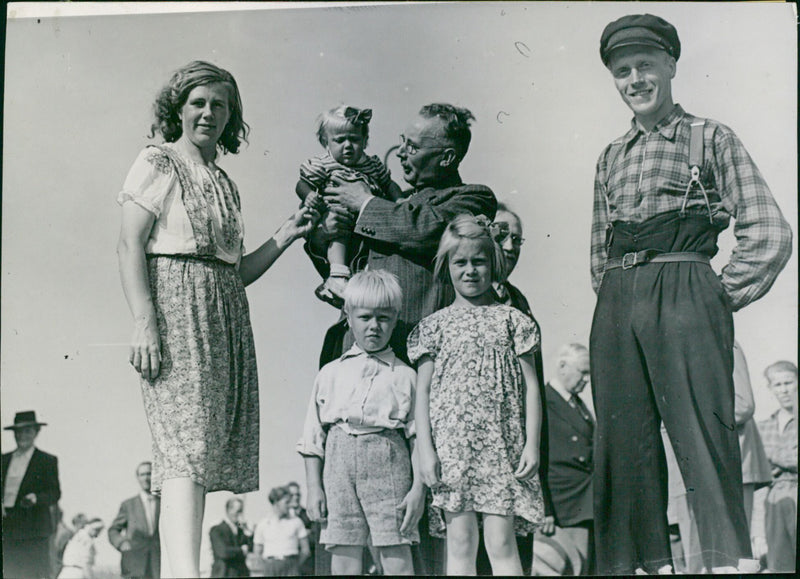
[590,212,751,574]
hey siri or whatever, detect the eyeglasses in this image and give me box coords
[398,135,449,156]
[489,222,525,247]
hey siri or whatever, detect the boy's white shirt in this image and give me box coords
[296,343,417,458]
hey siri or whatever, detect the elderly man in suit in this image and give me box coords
[308,103,496,575]
[108,462,160,578]
[2,410,62,578]
[533,344,595,575]
[210,497,253,578]
[311,102,497,363]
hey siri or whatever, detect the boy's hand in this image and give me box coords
[306,485,327,523]
[514,443,540,481]
[419,447,441,488]
[397,483,425,536]
[540,515,556,536]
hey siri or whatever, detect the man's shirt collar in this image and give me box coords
[775,407,795,433]
[622,103,685,144]
[224,517,239,535]
[340,344,397,368]
[548,377,574,403]
[13,445,35,459]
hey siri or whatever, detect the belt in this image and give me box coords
[604,251,710,271]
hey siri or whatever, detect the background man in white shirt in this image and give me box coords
[254,486,310,576]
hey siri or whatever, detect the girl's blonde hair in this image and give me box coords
[316,105,371,148]
[343,269,403,314]
[433,214,507,286]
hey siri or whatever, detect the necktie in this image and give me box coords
[145,495,155,535]
[570,394,594,428]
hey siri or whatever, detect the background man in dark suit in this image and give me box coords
[307,103,497,575]
[533,344,595,575]
[108,461,161,578]
[209,497,253,578]
[2,410,62,578]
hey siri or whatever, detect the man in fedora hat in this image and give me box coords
[589,13,792,575]
[2,410,62,578]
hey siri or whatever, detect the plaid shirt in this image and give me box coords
[591,105,792,310]
[757,409,797,485]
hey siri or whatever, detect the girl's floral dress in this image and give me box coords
[408,303,544,534]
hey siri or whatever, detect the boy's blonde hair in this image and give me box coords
[433,214,507,285]
[342,269,403,314]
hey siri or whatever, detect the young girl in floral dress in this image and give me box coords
[408,214,544,575]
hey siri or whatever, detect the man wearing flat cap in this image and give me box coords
[589,13,792,575]
[2,410,62,578]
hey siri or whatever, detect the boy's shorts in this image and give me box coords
[321,425,419,548]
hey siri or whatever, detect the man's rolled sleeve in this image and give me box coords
[591,152,612,292]
[714,128,793,311]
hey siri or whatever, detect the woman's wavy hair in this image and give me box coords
[433,214,507,286]
[150,60,249,154]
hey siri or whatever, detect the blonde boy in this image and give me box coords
[297,269,423,575]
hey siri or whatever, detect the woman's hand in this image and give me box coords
[419,446,441,488]
[274,207,320,250]
[515,442,540,481]
[130,315,161,380]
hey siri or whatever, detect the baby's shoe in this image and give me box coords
[314,274,349,309]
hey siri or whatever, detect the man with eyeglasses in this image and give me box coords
[305,103,496,575]
[308,103,497,364]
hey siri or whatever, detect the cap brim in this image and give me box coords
[604,39,669,63]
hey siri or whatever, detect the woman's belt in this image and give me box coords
[604,251,710,271]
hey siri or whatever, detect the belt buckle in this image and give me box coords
[621,252,637,270]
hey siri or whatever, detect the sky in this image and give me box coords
[1,1,797,575]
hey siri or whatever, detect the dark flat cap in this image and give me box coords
[600,14,681,66]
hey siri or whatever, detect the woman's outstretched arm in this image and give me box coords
[238,207,317,287]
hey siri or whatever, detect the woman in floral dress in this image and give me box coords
[117,61,315,576]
